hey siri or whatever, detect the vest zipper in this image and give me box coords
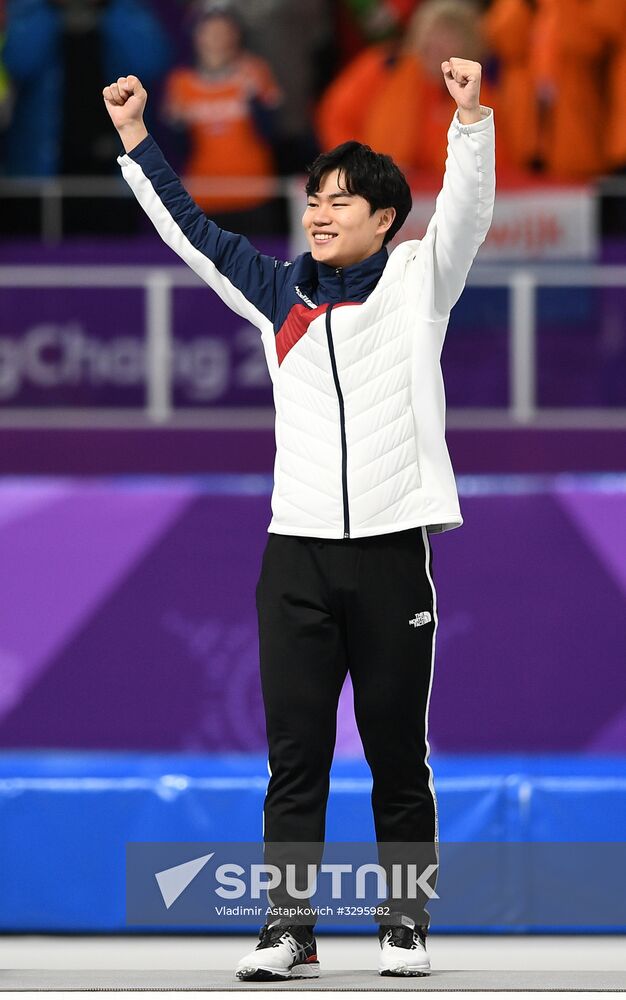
[325,302,350,539]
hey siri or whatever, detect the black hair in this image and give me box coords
[305,140,412,245]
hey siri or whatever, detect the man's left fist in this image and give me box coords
[441,58,482,122]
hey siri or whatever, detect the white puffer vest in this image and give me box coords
[263,109,495,537]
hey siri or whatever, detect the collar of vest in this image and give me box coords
[315,246,389,303]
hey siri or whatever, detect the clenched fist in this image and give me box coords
[441,58,482,124]
[103,75,148,152]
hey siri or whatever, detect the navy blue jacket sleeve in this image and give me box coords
[118,133,286,328]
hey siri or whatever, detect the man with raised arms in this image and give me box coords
[104,57,494,981]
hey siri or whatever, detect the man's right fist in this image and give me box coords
[102,75,148,131]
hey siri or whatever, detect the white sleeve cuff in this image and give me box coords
[452,106,493,135]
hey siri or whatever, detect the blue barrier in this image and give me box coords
[0,753,625,932]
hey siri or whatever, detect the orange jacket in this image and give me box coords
[485,0,608,180]
[316,44,505,179]
[163,55,281,212]
[482,0,536,168]
[588,0,626,170]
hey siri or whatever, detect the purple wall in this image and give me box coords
[0,427,624,476]
[0,474,624,755]
[1,239,625,411]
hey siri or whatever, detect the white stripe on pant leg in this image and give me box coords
[421,525,440,855]
[262,756,272,910]
[262,755,272,838]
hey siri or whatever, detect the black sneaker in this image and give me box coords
[235,921,320,981]
[378,921,430,976]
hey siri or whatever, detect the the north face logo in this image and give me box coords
[409,611,432,628]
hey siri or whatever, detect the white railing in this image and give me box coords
[0,176,294,243]
[1,172,621,242]
[0,264,625,428]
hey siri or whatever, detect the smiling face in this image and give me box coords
[302,169,396,268]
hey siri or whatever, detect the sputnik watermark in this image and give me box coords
[127,841,626,929]
[127,841,440,927]
[154,857,439,907]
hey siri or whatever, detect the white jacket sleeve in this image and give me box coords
[412,106,495,319]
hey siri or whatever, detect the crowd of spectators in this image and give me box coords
[1,0,625,234]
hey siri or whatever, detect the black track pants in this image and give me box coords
[255,525,439,929]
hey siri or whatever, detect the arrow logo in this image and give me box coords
[154,852,214,909]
